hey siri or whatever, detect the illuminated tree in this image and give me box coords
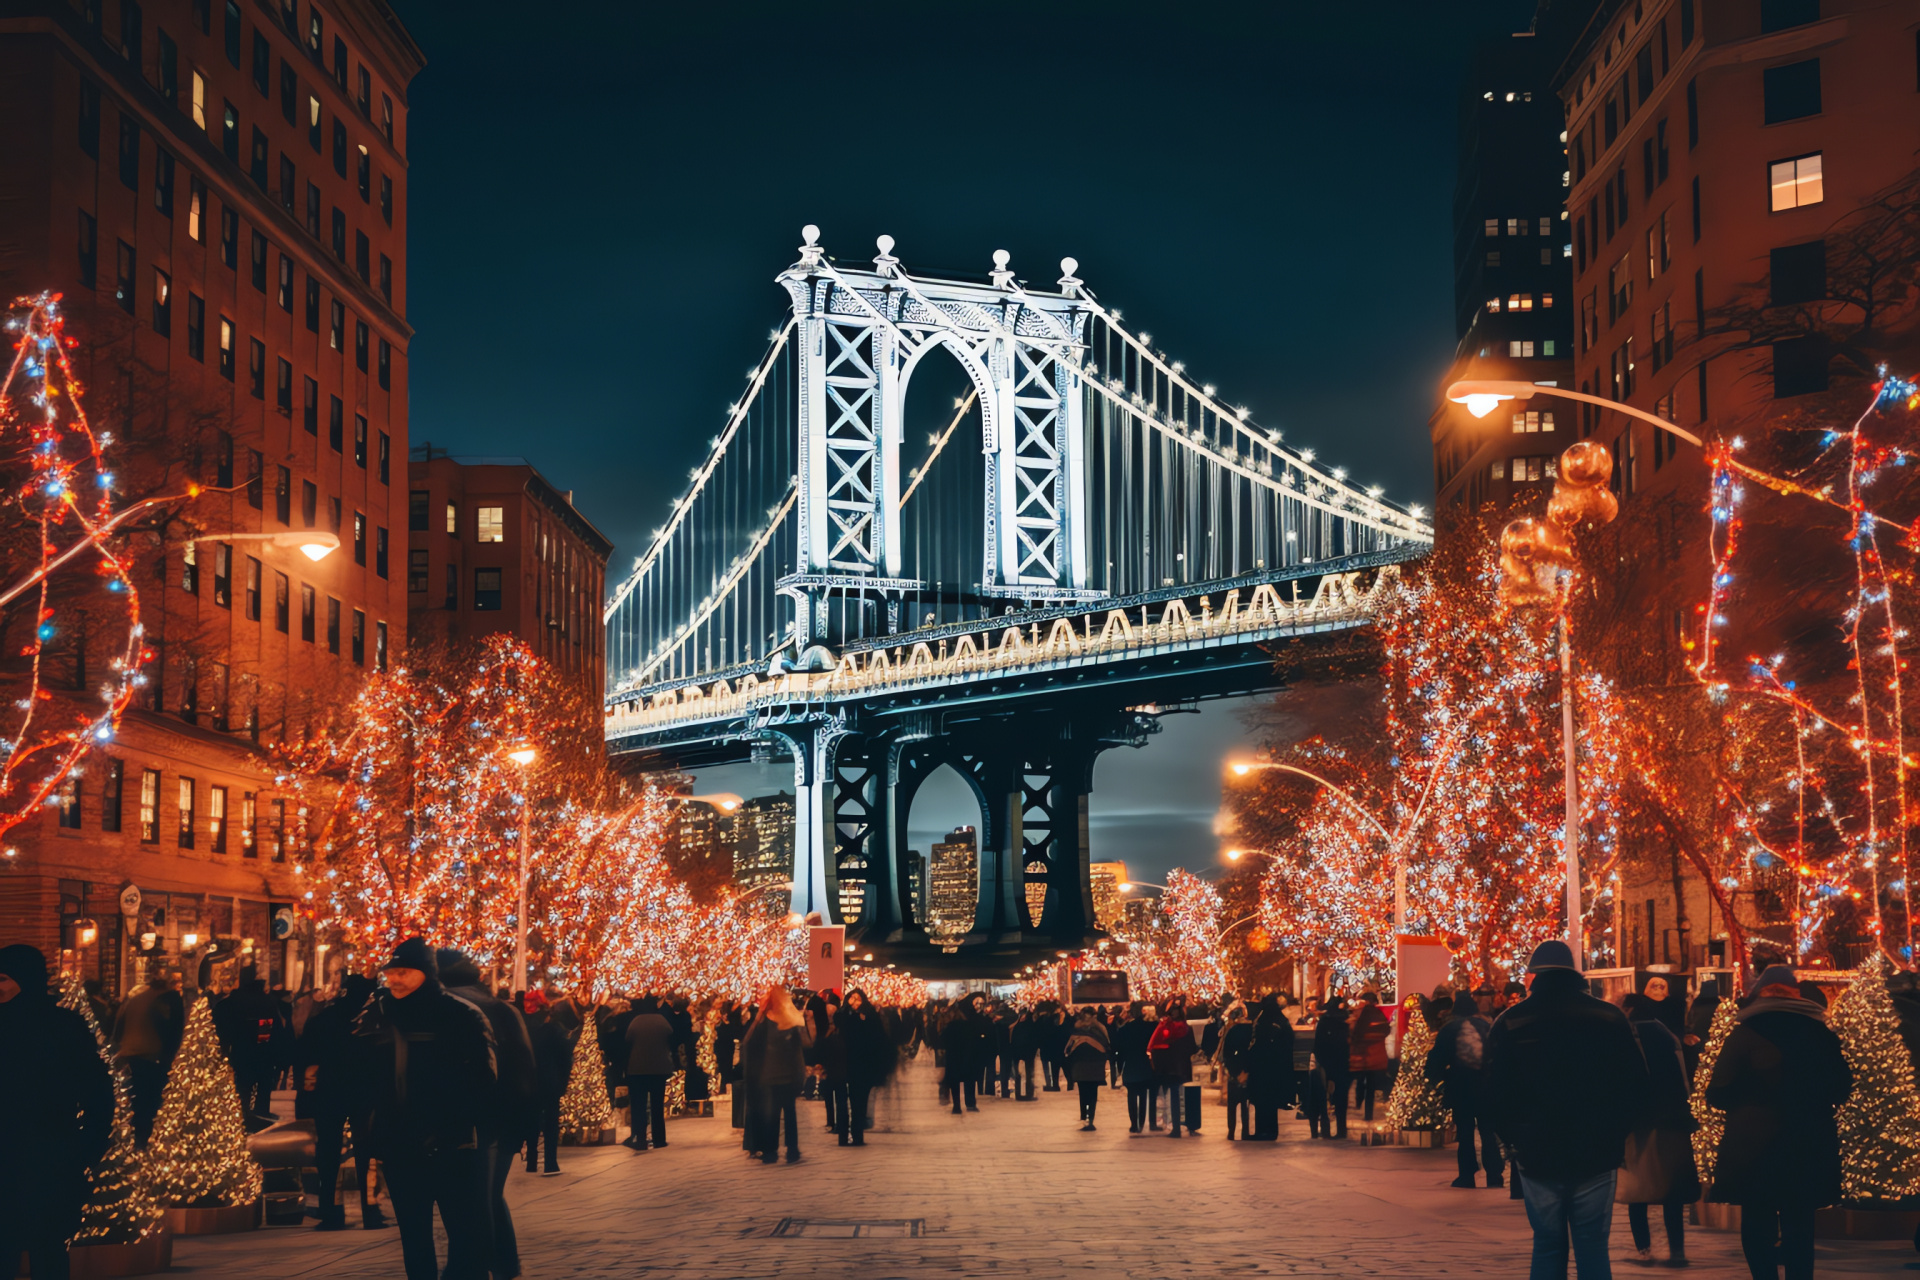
[1112,869,1230,1002]
[57,975,164,1248]
[557,1030,613,1140]
[1831,956,1920,1204]
[1384,997,1447,1130]
[146,998,262,1208]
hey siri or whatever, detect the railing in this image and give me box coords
[606,566,1403,740]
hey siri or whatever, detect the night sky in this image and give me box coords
[392,0,1537,881]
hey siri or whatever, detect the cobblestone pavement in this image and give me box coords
[177,1063,1912,1278]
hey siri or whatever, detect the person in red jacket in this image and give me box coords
[1147,999,1199,1138]
[1347,991,1391,1122]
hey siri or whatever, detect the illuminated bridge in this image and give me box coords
[603,228,1431,971]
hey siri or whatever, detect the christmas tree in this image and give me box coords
[146,996,262,1208]
[1831,956,1920,1205]
[558,1026,613,1139]
[1385,997,1448,1129]
[1689,997,1738,1188]
[57,975,164,1247]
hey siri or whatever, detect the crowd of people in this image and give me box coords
[1,932,1908,1280]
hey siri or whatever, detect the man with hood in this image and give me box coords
[214,973,290,1122]
[438,949,537,1280]
[352,937,496,1280]
[0,944,114,1280]
[1428,981,1501,1188]
[296,972,385,1230]
[1706,965,1853,1280]
[1485,939,1645,1280]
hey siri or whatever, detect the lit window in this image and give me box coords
[477,506,504,543]
[1486,250,1501,268]
[1538,217,1552,236]
[1487,298,1501,313]
[1507,218,1521,235]
[1490,459,1505,480]
[1769,153,1823,211]
[1542,292,1554,309]
[1543,339,1557,357]
[446,501,458,535]
[1509,340,1535,357]
[1485,218,1499,237]
[192,70,206,129]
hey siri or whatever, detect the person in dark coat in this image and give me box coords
[1619,993,1700,1268]
[1008,1007,1040,1101]
[1034,1003,1065,1090]
[438,950,537,1280]
[942,995,988,1114]
[1485,940,1646,1280]
[1348,991,1391,1122]
[1312,998,1352,1139]
[1706,966,1853,1280]
[1063,1008,1112,1130]
[1112,1003,1157,1132]
[520,990,573,1175]
[214,974,290,1122]
[1148,999,1199,1137]
[110,971,183,1146]
[1248,994,1293,1140]
[295,973,384,1230]
[0,944,114,1280]
[814,1004,850,1144]
[1219,1003,1255,1140]
[713,1000,742,1096]
[622,995,679,1151]
[351,938,497,1280]
[741,986,812,1163]
[1428,990,1501,1188]
[839,989,894,1142]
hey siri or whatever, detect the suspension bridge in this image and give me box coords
[603,228,1432,973]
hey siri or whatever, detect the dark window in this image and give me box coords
[326,597,340,654]
[376,621,388,672]
[331,207,346,259]
[101,759,123,833]
[280,58,297,123]
[213,542,232,607]
[278,154,294,212]
[305,276,320,331]
[355,323,369,372]
[276,357,292,412]
[332,117,347,176]
[1604,94,1618,148]
[355,230,370,281]
[379,254,393,303]
[474,568,503,611]
[300,583,315,641]
[252,29,269,94]
[186,292,204,358]
[154,149,174,215]
[1773,336,1828,397]
[246,555,262,619]
[220,206,238,267]
[357,148,370,202]
[159,30,177,101]
[354,414,367,467]
[380,174,392,225]
[1681,0,1695,45]
[333,35,347,88]
[79,80,100,157]
[246,448,263,509]
[308,8,322,57]
[353,512,366,565]
[216,431,235,488]
[250,230,267,290]
[378,339,390,388]
[1771,240,1827,304]
[278,255,293,310]
[409,490,429,530]
[1636,43,1654,105]
[274,570,290,632]
[408,547,428,590]
[151,268,170,335]
[248,337,266,399]
[1656,119,1669,184]
[378,432,390,483]
[329,396,343,451]
[301,479,316,527]
[1687,80,1698,148]
[119,0,142,62]
[76,210,96,288]
[382,93,393,144]
[1614,164,1629,230]
[1761,0,1819,33]
[223,0,240,65]
[351,610,365,665]
[306,181,320,236]
[222,101,238,161]
[275,465,291,522]
[1763,60,1822,124]
[114,240,136,314]
[117,114,140,189]
[375,527,388,578]
[1642,138,1656,200]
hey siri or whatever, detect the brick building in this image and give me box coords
[404,449,612,701]
[0,0,422,996]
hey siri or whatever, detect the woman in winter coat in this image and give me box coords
[1248,994,1293,1140]
[521,988,575,1175]
[1063,1008,1112,1131]
[838,989,896,1145]
[1347,992,1391,1122]
[1313,998,1353,1139]
[741,986,814,1164]
[1618,993,1700,1268]
[1148,999,1199,1137]
[942,995,989,1114]
[1706,966,1852,1280]
[1112,1003,1157,1133]
[1219,1003,1255,1140]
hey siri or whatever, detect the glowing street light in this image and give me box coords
[189,529,342,562]
[1445,379,1704,447]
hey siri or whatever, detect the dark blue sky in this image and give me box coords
[391,0,1537,880]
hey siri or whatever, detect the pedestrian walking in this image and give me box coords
[1313,997,1352,1139]
[1009,1006,1040,1100]
[1220,1002,1254,1140]
[839,989,894,1144]
[1349,991,1390,1122]
[351,938,497,1280]
[0,944,114,1280]
[295,973,385,1230]
[521,990,572,1176]
[1036,1002,1066,1091]
[213,974,289,1122]
[1705,965,1853,1280]
[942,994,988,1114]
[1249,994,1293,1140]
[1485,939,1646,1280]
[1428,985,1502,1188]
[1064,1008,1111,1131]
[111,970,183,1146]
[438,950,537,1280]
[1113,1002,1157,1132]
[1148,999,1199,1138]
[1617,993,1700,1268]
[622,995,679,1151]
[813,1003,851,1144]
[741,985,812,1164]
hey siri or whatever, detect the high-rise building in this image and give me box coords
[1430,28,1580,515]
[903,849,926,924]
[1088,861,1128,930]
[927,825,977,942]
[732,791,795,897]
[668,797,735,900]
[405,449,611,702]
[0,0,423,995]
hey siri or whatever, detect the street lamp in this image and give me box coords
[187,529,342,562]
[506,743,537,994]
[1445,379,1704,448]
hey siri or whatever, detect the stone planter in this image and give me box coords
[29,1231,174,1278]
[1814,1205,1920,1239]
[164,1201,260,1235]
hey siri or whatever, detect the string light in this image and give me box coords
[57,974,165,1247]
[146,997,263,1209]
[1831,956,1920,1203]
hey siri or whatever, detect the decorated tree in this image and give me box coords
[1384,996,1447,1130]
[1689,997,1738,1188]
[57,975,165,1248]
[1831,956,1920,1204]
[0,294,150,838]
[146,997,262,1208]
[557,1028,613,1140]
[1111,869,1230,1002]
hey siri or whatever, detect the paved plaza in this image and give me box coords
[176,1061,1911,1279]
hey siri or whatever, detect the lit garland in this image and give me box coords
[1111,869,1230,1002]
[1383,996,1447,1129]
[1688,997,1737,1187]
[844,965,930,1007]
[146,997,262,1208]
[557,1027,613,1139]
[57,974,164,1247]
[0,294,147,839]
[1831,955,1920,1204]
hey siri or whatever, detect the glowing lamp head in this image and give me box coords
[1118,882,1133,892]
[1230,762,1252,776]
[507,744,538,766]
[1226,849,1244,861]
[181,932,200,949]
[299,541,333,561]
[1461,393,1506,418]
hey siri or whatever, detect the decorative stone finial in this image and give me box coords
[797,224,823,268]
[989,248,1014,289]
[1058,256,1082,295]
[874,233,900,276]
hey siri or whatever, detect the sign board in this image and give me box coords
[1395,934,1452,1006]
[271,906,295,940]
[1069,969,1130,1006]
[118,882,142,918]
[806,925,845,995]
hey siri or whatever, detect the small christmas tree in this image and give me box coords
[1689,996,1737,1188]
[146,996,262,1207]
[558,1027,613,1139]
[1831,956,1920,1206]
[1386,996,1448,1129]
[58,976,164,1247]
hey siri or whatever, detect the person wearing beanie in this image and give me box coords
[521,989,574,1175]
[438,949,538,1279]
[1484,938,1646,1280]
[1706,965,1852,1280]
[352,937,497,1280]
[295,972,385,1230]
[0,944,114,1280]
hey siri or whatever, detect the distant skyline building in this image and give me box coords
[1089,862,1129,930]
[928,826,978,942]
[904,849,926,925]
[732,791,795,899]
